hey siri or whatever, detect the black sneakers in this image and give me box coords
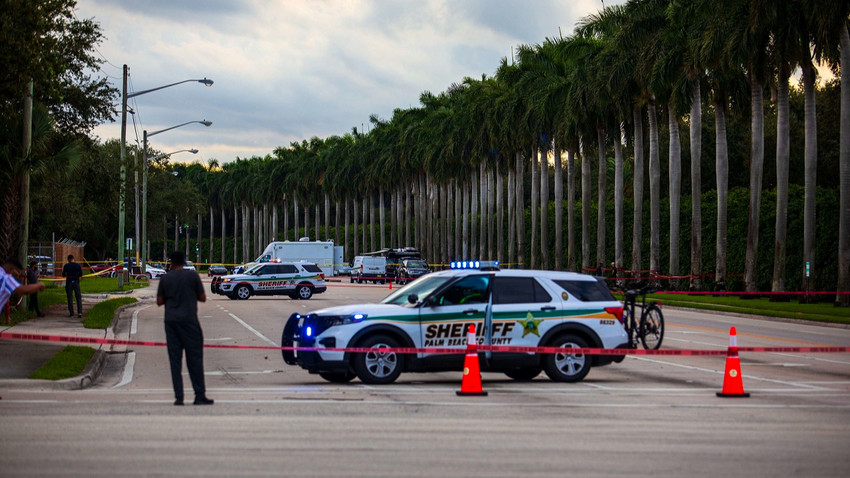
[193,397,214,405]
[174,399,184,406]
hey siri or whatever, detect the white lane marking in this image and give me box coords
[204,370,279,376]
[629,355,831,391]
[205,337,234,342]
[226,311,278,347]
[130,305,152,335]
[112,352,136,388]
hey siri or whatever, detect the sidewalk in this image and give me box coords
[0,284,156,390]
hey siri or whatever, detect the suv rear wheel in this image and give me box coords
[295,284,313,300]
[542,334,591,382]
[352,334,403,384]
[319,371,356,383]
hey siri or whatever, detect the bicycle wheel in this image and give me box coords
[639,305,664,350]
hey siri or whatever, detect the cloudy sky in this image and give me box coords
[81,0,615,164]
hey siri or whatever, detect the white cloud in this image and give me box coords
[82,0,620,164]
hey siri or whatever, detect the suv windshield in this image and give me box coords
[301,264,322,273]
[404,260,428,268]
[245,264,264,275]
[381,276,451,305]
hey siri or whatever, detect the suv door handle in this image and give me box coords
[463,309,479,316]
[540,306,556,311]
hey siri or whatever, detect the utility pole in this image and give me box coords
[118,65,128,287]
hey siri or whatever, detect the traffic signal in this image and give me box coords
[195,242,199,252]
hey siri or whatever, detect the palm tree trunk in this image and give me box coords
[516,152,525,269]
[220,208,226,263]
[690,82,703,291]
[405,186,411,247]
[353,197,359,257]
[567,149,576,272]
[745,77,765,292]
[345,196,351,261]
[648,101,661,275]
[668,102,682,284]
[209,207,214,266]
[596,127,606,271]
[379,188,385,249]
[554,142,563,271]
[463,179,470,258]
[362,197,367,252]
[370,193,376,251]
[293,196,299,241]
[233,206,238,263]
[581,141,591,272]
[772,68,790,294]
[714,99,729,288]
[471,169,479,258]
[283,196,289,241]
[614,124,624,271]
[324,194,330,242]
[314,204,319,243]
[475,161,487,259]
[242,201,249,263]
[802,60,818,297]
[488,166,495,261]
[632,105,645,275]
[507,166,516,266]
[496,168,505,263]
[455,181,462,258]
[334,200,340,245]
[530,143,538,269]
[541,143,550,269]
[272,203,278,242]
[838,22,849,306]
[197,213,202,264]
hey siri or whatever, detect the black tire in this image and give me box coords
[350,277,354,284]
[227,293,238,300]
[235,285,251,300]
[640,305,665,350]
[504,368,541,381]
[542,334,591,383]
[319,371,356,383]
[295,284,313,300]
[357,277,363,284]
[352,334,403,384]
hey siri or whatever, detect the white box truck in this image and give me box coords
[254,239,344,276]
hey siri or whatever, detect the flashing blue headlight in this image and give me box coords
[474,261,480,268]
[353,313,365,321]
[305,326,313,337]
[451,261,457,269]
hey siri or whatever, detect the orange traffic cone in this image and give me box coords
[716,326,750,397]
[388,280,392,290]
[457,324,487,396]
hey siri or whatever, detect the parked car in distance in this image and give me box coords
[398,258,430,280]
[145,265,166,279]
[350,256,387,284]
[208,264,229,276]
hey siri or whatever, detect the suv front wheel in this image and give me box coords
[235,284,252,300]
[352,334,403,384]
[542,334,591,382]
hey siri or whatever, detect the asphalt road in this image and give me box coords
[1,281,848,477]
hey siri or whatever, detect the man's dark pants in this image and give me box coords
[65,279,82,315]
[164,320,206,400]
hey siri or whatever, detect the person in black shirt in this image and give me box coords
[26,261,45,317]
[157,250,213,406]
[62,254,83,318]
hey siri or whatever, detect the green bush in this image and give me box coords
[84,297,137,329]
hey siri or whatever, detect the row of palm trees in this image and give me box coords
[153,0,848,303]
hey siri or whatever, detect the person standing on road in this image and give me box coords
[156,250,213,406]
[62,254,83,318]
[26,260,45,317]
[2,259,45,311]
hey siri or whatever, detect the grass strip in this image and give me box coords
[28,345,95,381]
[614,293,850,325]
[8,277,146,324]
[84,297,137,329]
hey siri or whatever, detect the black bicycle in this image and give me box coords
[622,286,664,349]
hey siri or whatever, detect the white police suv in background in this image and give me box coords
[282,265,627,384]
[211,261,327,300]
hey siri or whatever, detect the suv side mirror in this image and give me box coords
[407,293,418,304]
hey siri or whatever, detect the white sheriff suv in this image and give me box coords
[211,262,327,300]
[281,265,628,384]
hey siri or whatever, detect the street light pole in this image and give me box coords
[117,68,213,283]
[141,121,209,273]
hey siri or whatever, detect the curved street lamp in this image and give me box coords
[117,65,212,284]
[140,121,212,272]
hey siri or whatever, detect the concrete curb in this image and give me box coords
[0,298,148,391]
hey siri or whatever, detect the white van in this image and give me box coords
[350,256,387,284]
